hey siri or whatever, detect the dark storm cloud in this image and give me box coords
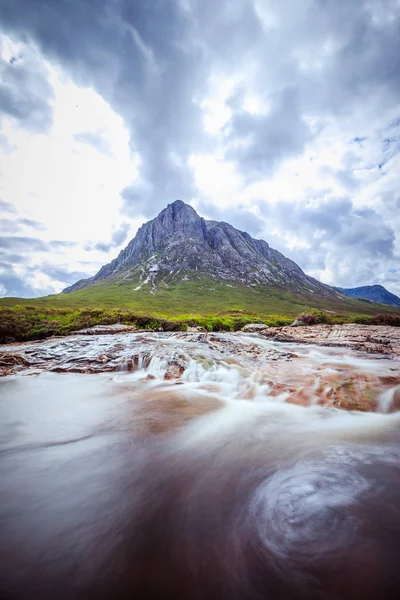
[254,196,398,290]
[264,197,394,255]
[203,0,400,178]
[74,131,112,156]
[1,0,400,205]
[225,87,311,178]
[0,0,207,216]
[1,0,400,295]
[0,50,53,132]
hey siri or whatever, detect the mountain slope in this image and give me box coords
[64,200,339,301]
[338,285,400,308]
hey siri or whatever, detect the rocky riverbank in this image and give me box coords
[260,323,400,356]
[1,326,399,413]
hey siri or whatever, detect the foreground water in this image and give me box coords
[1,332,400,599]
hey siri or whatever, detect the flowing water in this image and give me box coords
[1,332,400,599]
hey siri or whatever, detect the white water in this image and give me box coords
[1,332,400,598]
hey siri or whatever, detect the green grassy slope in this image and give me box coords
[1,276,394,314]
[1,277,399,343]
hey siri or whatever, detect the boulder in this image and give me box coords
[164,360,186,380]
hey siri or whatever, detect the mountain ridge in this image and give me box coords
[64,200,340,301]
[338,285,400,308]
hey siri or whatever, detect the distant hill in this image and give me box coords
[338,285,400,308]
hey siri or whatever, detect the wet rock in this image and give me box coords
[164,360,186,380]
[391,387,400,412]
[187,326,207,333]
[241,323,269,332]
[261,324,400,356]
[0,352,29,376]
[117,353,152,372]
[123,359,135,372]
[96,354,110,364]
[75,324,137,335]
[2,330,400,416]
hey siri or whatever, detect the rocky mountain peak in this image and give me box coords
[165,199,197,218]
[151,199,205,243]
[63,200,339,299]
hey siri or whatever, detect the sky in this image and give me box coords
[0,0,399,298]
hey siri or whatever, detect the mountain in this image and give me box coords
[338,285,400,308]
[64,200,339,301]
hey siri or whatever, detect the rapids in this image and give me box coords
[1,331,400,599]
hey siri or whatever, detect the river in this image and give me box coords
[1,331,400,599]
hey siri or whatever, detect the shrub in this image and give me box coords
[160,319,185,332]
[210,318,233,332]
[352,315,374,325]
[372,313,400,327]
[297,313,321,325]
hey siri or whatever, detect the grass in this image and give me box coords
[1,277,399,343]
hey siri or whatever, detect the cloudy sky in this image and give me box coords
[0,0,399,298]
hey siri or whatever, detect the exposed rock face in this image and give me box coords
[261,324,400,356]
[63,200,339,298]
[338,284,400,307]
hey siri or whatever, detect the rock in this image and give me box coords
[0,352,29,366]
[187,326,207,332]
[261,324,400,356]
[164,360,185,380]
[241,323,269,332]
[0,352,29,376]
[117,353,151,372]
[391,387,400,412]
[75,324,137,335]
[97,354,110,364]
